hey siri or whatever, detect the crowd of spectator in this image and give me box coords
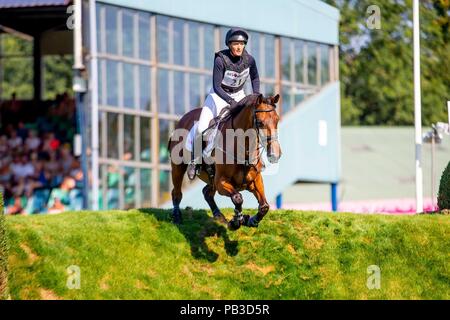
[0,92,84,215]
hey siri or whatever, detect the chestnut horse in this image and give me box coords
[168,93,281,230]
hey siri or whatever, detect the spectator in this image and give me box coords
[47,176,76,214]
[0,135,8,155]
[17,121,28,141]
[8,130,22,150]
[42,132,60,153]
[6,196,23,215]
[25,129,41,151]
[60,143,74,175]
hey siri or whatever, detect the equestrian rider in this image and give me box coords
[187,28,260,180]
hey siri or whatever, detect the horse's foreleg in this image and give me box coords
[202,184,227,224]
[216,176,244,230]
[171,163,187,224]
[246,173,269,228]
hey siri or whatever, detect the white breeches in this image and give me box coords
[197,88,246,135]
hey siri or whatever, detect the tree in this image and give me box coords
[324,0,450,125]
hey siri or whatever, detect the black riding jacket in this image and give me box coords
[212,49,260,105]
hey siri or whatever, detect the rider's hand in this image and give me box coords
[228,99,238,111]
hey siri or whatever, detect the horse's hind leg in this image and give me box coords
[202,184,227,224]
[171,163,187,224]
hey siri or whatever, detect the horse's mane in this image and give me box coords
[231,93,268,116]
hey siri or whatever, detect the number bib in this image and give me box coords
[222,68,250,88]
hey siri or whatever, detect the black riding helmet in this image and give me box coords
[225,28,249,46]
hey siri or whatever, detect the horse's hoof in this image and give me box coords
[172,209,182,224]
[246,215,259,228]
[228,219,241,231]
[213,212,228,225]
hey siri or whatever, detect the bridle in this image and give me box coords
[213,99,280,174]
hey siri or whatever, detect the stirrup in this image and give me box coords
[187,160,198,180]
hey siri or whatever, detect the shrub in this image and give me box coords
[437,161,450,212]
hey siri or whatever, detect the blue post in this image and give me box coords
[331,183,338,212]
[276,193,283,209]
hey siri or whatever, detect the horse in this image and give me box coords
[167,93,281,230]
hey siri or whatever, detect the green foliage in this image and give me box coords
[0,34,73,100]
[438,161,450,211]
[5,209,450,299]
[324,0,450,125]
[0,192,9,300]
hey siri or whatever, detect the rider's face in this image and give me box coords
[229,41,245,56]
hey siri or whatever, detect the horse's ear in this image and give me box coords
[256,93,263,105]
[272,94,280,104]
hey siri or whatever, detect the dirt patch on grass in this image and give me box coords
[20,243,38,263]
[304,235,324,250]
[245,262,275,276]
[39,288,62,300]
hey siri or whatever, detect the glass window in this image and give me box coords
[98,59,104,105]
[173,18,185,65]
[220,26,229,47]
[138,12,151,60]
[105,6,118,54]
[281,38,291,81]
[106,164,120,209]
[140,117,151,161]
[107,113,119,159]
[263,83,275,97]
[99,111,104,157]
[189,73,202,108]
[139,65,151,111]
[124,166,136,209]
[140,169,152,207]
[124,115,134,160]
[157,69,169,114]
[294,88,305,106]
[307,43,317,86]
[157,16,169,63]
[248,32,260,69]
[188,22,200,68]
[106,60,119,106]
[122,10,134,57]
[281,85,292,115]
[320,44,330,85]
[264,34,275,79]
[204,25,215,69]
[174,71,185,115]
[96,4,103,52]
[159,170,171,204]
[159,119,171,163]
[123,63,135,108]
[295,40,305,84]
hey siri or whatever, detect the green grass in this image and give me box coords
[4,208,450,300]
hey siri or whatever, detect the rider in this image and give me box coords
[187,27,261,180]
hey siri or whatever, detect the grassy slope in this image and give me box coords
[5,209,450,300]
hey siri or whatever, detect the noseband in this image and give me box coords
[253,104,279,144]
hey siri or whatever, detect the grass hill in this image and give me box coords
[4,208,449,300]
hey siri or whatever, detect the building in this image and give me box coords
[0,0,341,210]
